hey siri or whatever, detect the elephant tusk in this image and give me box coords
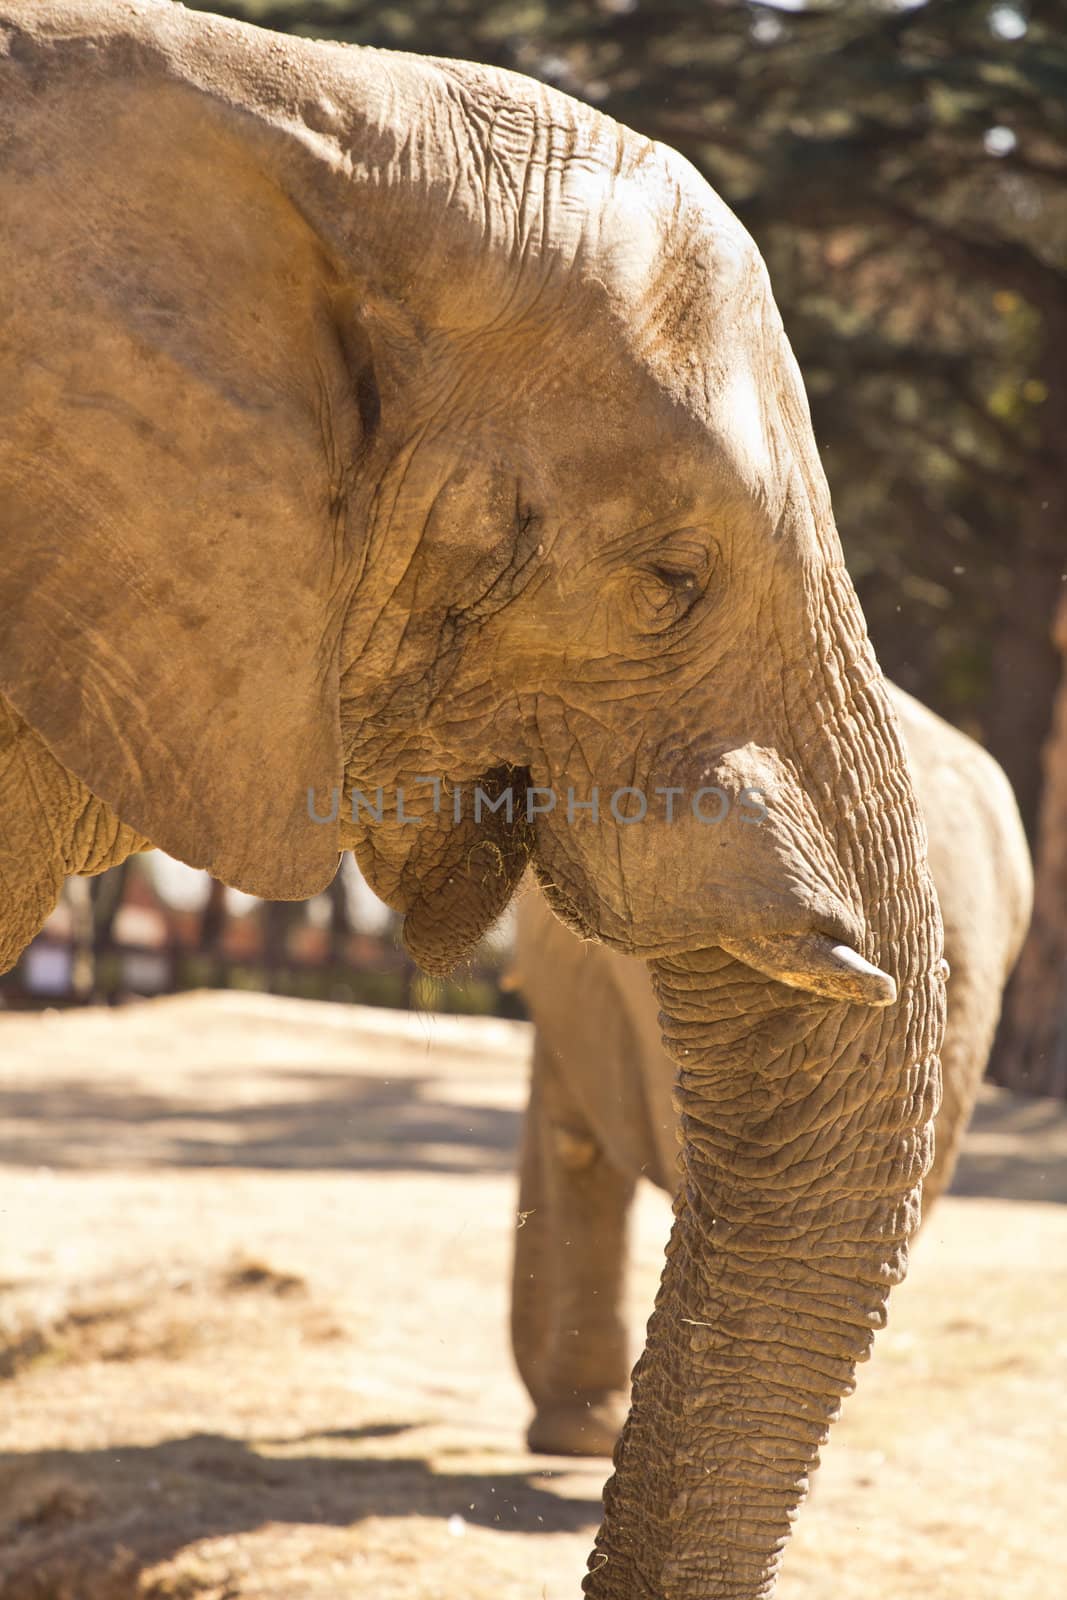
[718,932,898,1008]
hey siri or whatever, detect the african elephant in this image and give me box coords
[511,685,1033,1455]
[0,5,946,1596]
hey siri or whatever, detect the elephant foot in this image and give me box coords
[526,1393,629,1457]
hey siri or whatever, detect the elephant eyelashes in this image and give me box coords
[650,563,698,592]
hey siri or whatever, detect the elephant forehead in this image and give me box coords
[563,164,782,494]
[641,231,773,422]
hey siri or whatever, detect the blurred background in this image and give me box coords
[4,0,1064,1095]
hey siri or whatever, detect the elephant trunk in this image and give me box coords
[585,585,945,1599]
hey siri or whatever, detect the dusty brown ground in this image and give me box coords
[0,992,1064,1600]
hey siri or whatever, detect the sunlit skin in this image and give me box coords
[0,8,946,1597]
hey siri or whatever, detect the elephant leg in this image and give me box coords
[510,1039,555,1406]
[920,977,997,1212]
[511,1031,636,1456]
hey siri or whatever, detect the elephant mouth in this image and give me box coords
[541,882,896,1010]
[536,862,897,1005]
[717,929,898,1008]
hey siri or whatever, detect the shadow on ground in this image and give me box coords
[949,1090,1067,1204]
[0,1426,602,1597]
[0,1070,521,1175]
[3,1069,1064,1198]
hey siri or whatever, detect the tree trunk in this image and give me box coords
[994,592,1067,1097]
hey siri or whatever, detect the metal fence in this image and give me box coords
[0,856,524,1020]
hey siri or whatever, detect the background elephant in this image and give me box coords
[1,6,947,1595]
[511,684,1033,1455]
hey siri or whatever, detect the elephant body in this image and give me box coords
[2,6,948,1593]
[511,685,1033,1453]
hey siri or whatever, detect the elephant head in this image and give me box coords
[0,6,945,1596]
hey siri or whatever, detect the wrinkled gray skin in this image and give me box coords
[511,686,1032,1456]
[0,6,946,1595]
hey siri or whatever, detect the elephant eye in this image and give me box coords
[650,563,698,592]
[630,563,703,634]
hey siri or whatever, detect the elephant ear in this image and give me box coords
[0,57,358,898]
